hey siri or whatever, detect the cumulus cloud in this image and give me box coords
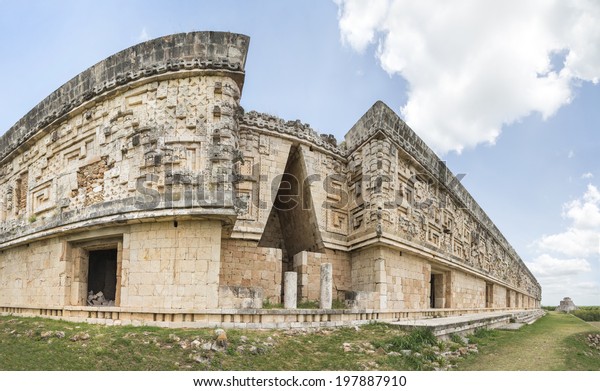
[529,184,600,304]
[527,254,590,277]
[336,0,600,154]
[582,172,594,179]
[535,184,600,257]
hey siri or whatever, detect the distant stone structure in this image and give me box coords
[0,32,540,327]
[556,297,578,312]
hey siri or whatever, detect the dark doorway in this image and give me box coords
[87,249,117,301]
[429,274,436,308]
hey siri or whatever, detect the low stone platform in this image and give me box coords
[390,309,546,338]
[1,305,543,330]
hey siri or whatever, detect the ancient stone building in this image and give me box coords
[0,32,540,327]
[556,297,577,312]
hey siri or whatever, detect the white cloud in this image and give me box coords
[527,254,591,277]
[530,184,600,304]
[537,275,600,306]
[537,228,600,258]
[563,184,600,229]
[535,185,600,256]
[582,172,594,179]
[568,150,575,159]
[336,0,600,154]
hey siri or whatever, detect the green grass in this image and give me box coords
[0,316,444,371]
[456,312,600,370]
[2,312,598,371]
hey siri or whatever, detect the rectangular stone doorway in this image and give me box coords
[486,283,494,308]
[67,237,122,307]
[87,249,117,303]
[429,272,445,308]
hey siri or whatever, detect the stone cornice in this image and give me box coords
[241,111,346,155]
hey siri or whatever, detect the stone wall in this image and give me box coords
[302,249,352,302]
[385,249,431,310]
[0,31,540,320]
[344,101,541,301]
[0,238,64,307]
[492,284,507,308]
[219,239,282,304]
[451,270,486,309]
[123,220,221,310]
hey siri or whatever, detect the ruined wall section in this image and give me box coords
[345,101,541,301]
[0,32,249,248]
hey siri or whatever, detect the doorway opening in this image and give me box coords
[485,283,494,308]
[429,272,445,308]
[67,237,122,307]
[87,249,118,304]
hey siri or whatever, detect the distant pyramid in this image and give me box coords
[556,297,578,313]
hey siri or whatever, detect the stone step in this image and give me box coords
[390,310,545,339]
[495,322,526,331]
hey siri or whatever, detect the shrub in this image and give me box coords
[571,309,600,322]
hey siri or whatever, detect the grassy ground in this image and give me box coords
[1,312,598,371]
[589,322,600,329]
[455,312,600,370]
[0,316,465,371]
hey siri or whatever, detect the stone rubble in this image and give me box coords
[87,291,115,307]
[587,334,600,350]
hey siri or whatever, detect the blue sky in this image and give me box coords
[0,0,598,305]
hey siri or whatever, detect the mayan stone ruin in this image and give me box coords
[0,32,541,328]
[556,297,578,313]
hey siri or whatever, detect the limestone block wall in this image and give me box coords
[451,270,486,309]
[492,284,507,308]
[121,220,221,310]
[302,250,351,302]
[384,249,431,310]
[0,238,64,307]
[507,289,516,307]
[350,247,379,293]
[219,239,283,303]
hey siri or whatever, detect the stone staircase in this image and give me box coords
[494,309,546,330]
[391,309,547,338]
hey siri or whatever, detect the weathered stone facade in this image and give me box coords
[0,32,540,327]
